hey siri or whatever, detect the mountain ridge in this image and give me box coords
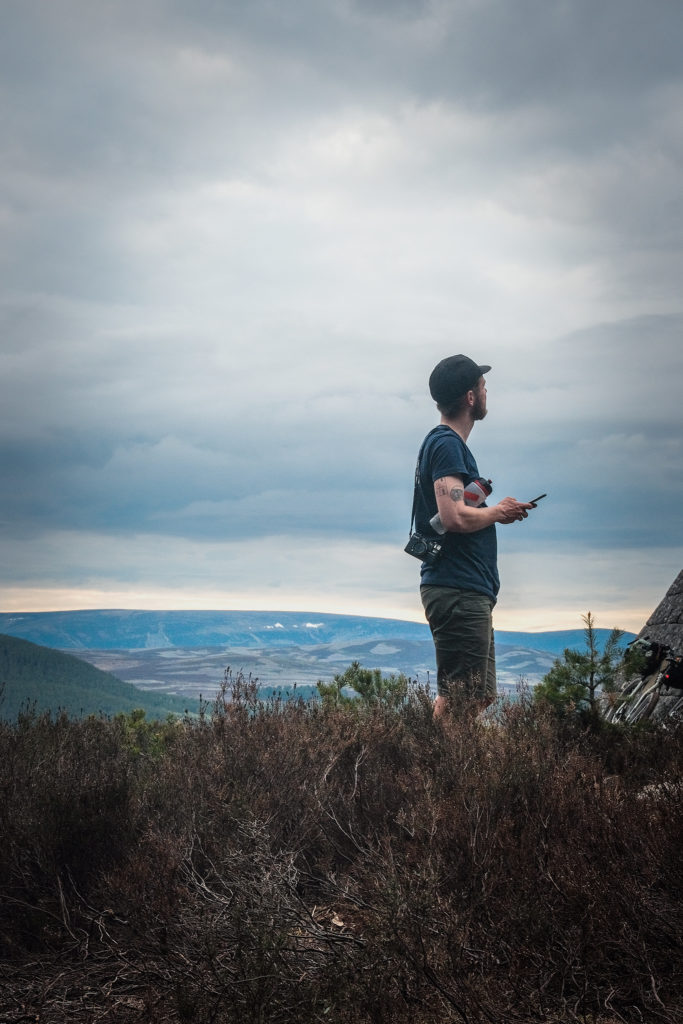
[0,608,630,654]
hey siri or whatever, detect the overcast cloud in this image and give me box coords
[1,0,682,632]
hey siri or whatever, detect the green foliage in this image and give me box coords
[316,660,409,709]
[535,611,626,718]
[113,707,184,759]
[0,632,197,721]
[621,638,651,679]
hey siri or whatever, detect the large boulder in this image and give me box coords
[604,570,683,724]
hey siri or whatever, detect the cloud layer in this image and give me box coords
[1,0,682,630]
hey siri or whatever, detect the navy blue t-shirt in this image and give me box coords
[415,425,499,602]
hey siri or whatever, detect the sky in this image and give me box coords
[1,0,682,633]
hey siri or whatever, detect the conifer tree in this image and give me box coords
[317,660,408,709]
[534,612,625,717]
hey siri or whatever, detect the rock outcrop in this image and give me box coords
[604,569,683,724]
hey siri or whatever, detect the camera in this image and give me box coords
[404,532,443,566]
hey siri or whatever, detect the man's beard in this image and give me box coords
[473,394,488,420]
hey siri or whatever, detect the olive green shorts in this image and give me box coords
[420,584,496,702]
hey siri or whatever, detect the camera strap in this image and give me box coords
[409,426,444,539]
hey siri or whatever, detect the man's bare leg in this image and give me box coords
[433,693,450,719]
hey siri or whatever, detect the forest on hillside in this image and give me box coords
[0,633,196,720]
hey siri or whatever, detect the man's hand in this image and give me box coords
[496,497,533,524]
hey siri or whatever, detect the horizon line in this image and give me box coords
[0,605,639,636]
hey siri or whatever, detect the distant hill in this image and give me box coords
[0,609,632,655]
[0,609,430,651]
[0,610,636,703]
[0,633,197,721]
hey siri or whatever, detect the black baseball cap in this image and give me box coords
[429,354,491,404]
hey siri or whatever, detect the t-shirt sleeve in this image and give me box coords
[428,433,469,482]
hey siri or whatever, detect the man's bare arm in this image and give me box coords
[435,478,464,501]
[434,476,532,533]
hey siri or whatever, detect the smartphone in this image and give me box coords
[528,494,547,505]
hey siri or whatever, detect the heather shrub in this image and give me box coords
[0,708,140,954]
[0,675,681,1023]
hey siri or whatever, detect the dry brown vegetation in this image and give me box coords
[1,675,682,1023]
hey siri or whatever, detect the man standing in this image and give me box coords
[413,355,532,717]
